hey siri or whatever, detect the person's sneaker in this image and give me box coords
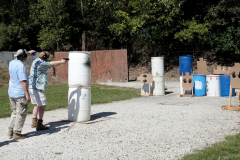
[36,120,49,131]
[8,130,13,138]
[13,133,28,140]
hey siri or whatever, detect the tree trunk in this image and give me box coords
[127,39,133,82]
[82,32,86,51]
[57,42,60,51]
[80,0,85,51]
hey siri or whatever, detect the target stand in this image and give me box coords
[222,63,240,111]
[180,72,195,97]
[221,86,239,111]
[137,74,153,96]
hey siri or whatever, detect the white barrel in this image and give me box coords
[206,75,220,97]
[151,57,164,76]
[68,87,91,122]
[151,76,165,95]
[151,57,165,96]
[180,76,183,95]
[68,51,91,87]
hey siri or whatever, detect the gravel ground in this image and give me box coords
[1,81,240,160]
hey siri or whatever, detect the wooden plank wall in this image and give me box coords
[54,50,128,83]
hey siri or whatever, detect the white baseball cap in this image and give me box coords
[14,49,29,57]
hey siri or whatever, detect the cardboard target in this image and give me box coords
[231,63,240,89]
[182,72,193,92]
[197,58,208,75]
[137,74,153,84]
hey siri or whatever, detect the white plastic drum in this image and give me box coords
[206,75,220,97]
[68,51,91,87]
[151,57,164,76]
[151,76,165,95]
[68,87,91,122]
[180,76,183,95]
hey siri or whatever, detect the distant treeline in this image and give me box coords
[1,0,240,64]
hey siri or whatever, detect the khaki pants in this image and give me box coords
[8,97,28,134]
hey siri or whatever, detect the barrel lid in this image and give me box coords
[220,74,230,76]
[193,74,206,76]
[69,51,91,55]
[151,57,164,59]
[179,55,193,57]
[206,75,220,77]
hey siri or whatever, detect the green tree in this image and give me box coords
[108,0,187,62]
[0,0,39,50]
[204,0,240,53]
[31,0,73,50]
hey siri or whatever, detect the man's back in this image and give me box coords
[8,59,28,98]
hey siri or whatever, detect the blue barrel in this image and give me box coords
[220,75,235,97]
[179,56,193,76]
[193,75,206,96]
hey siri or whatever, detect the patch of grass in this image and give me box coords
[0,83,139,118]
[55,152,63,155]
[0,69,10,87]
[0,87,12,118]
[91,83,139,104]
[182,133,240,160]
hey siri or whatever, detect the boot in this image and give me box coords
[36,119,49,131]
[8,130,13,138]
[13,133,28,140]
[31,118,38,128]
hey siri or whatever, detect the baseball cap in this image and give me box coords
[14,49,29,57]
[39,51,54,59]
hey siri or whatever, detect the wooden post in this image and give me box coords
[238,93,240,111]
[237,93,240,107]
[149,84,150,96]
[228,85,232,107]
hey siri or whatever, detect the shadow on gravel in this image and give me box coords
[28,120,72,138]
[0,121,71,148]
[0,139,18,148]
[90,112,117,121]
[165,91,174,95]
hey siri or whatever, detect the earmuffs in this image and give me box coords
[21,49,27,58]
[43,51,48,60]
